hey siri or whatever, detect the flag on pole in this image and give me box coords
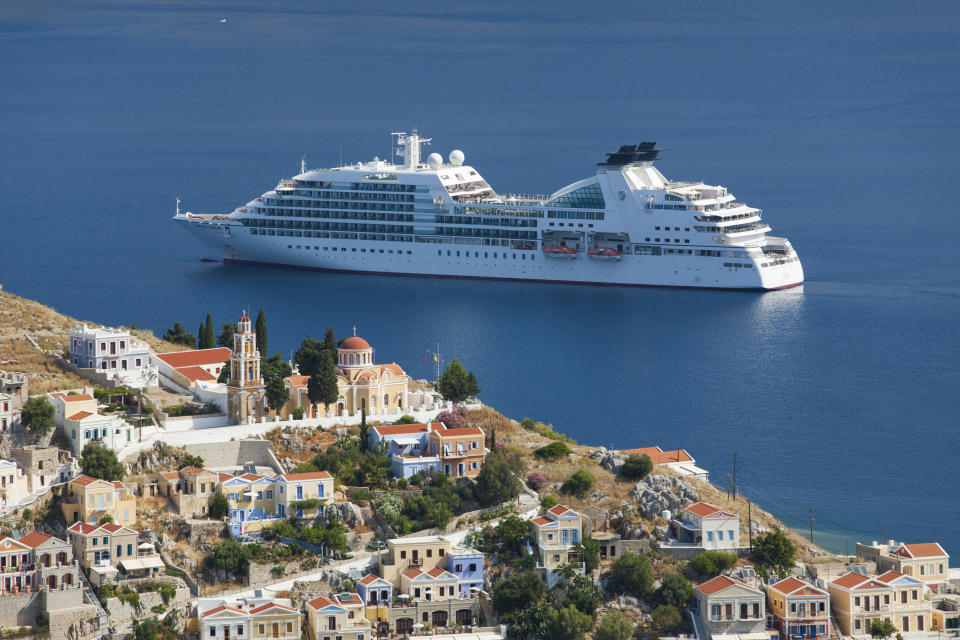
[422,352,428,363]
[433,354,438,362]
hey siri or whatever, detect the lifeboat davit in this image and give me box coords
[588,247,622,261]
[543,245,577,258]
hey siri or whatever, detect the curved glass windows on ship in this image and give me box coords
[545,183,605,209]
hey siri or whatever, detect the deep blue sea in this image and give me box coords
[1,1,958,555]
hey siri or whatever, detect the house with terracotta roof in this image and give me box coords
[159,465,222,518]
[0,531,81,596]
[695,575,767,640]
[857,540,951,590]
[152,347,231,392]
[200,595,302,640]
[61,475,136,527]
[767,577,831,640]
[667,502,740,552]
[304,592,371,640]
[827,569,933,636]
[618,445,710,479]
[69,324,155,387]
[400,566,460,603]
[48,390,135,455]
[0,459,28,512]
[530,504,585,587]
[430,423,485,479]
[370,421,486,479]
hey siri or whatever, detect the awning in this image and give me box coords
[712,632,772,640]
[90,565,118,576]
[392,438,421,446]
[119,556,165,572]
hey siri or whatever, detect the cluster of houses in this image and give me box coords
[670,501,957,640]
[198,503,592,639]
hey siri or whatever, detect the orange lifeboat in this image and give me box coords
[543,245,577,258]
[588,247,622,261]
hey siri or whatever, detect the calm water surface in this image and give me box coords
[1,1,958,553]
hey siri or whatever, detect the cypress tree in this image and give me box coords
[321,327,336,353]
[315,347,340,408]
[255,309,268,355]
[201,313,215,349]
[197,323,205,350]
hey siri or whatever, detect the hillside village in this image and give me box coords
[0,288,957,640]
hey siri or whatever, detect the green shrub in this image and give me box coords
[533,441,572,461]
[396,477,408,490]
[690,550,737,577]
[292,407,305,420]
[560,470,594,498]
[540,495,558,510]
[620,454,653,480]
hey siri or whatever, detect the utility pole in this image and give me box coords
[732,452,737,501]
[883,528,887,544]
[845,536,849,558]
[726,473,730,500]
[809,507,814,544]
[748,498,753,552]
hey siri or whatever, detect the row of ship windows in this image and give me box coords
[656,226,690,231]
[549,222,595,228]
[438,249,536,261]
[761,256,798,267]
[646,238,691,244]
[288,244,413,255]
[546,210,605,220]
[287,182,418,192]
[259,202,416,213]
[458,206,544,219]
[435,215,538,228]
[648,202,729,212]
[257,230,416,242]
[723,262,754,269]
[695,212,756,223]
[267,191,416,204]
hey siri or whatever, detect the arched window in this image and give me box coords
[371,396,377,408]
[384,393,389,407]
[361,398,366,411]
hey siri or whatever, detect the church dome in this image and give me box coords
[340,336,371,350]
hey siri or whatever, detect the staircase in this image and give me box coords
[689,608,706,640]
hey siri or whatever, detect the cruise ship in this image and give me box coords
[174,132,803,290]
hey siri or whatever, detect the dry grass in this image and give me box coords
[0,288,189,393]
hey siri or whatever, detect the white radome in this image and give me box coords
[449,149,464,166]
[427,153,443,169]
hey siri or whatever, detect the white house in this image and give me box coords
[152,348,230,393]
[669,502,740,551]
[69,324,156,387]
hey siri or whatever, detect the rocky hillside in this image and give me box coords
[0,288,186,393]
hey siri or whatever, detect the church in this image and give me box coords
[281,330,410,420]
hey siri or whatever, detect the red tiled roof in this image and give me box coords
[340,336,371,350]
[160,472,179,480]
[426,567,450,578]
[62,394,94,402]
[287,375,309,386]
[337,593,361,604]
[239,473,263,481]
[402,567,423,579]
[894,542,948,558]
[770,577,825,596]
[531,516,551,526]
[685,502,736,519]
[359,573,382,585]
[307,596,339,610]
[201,605,246,617]
[434,424,484,437]
[877,570,906,583]
[18,531,52,548]
[373,423,431,435]
[112,481,125,490]
[280,471,332,481]
[175,365,216,382]
[548,504,571,516]
[71,475,100,486]
[67,411,93,420]
[179,466,210,476]
[697,575,755,595]
[832,572,870,589]
[154,348,230,369]
[100,523,121,533]
[68,522,97,535]
[249,602,298,615]
[218,473,233,482]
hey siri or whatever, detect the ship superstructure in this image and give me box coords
[174,132,803,289]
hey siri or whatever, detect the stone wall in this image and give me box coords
[181,439,281,472]
[0,591,43,628]
[247,559,323,587]
[103,585,191,625]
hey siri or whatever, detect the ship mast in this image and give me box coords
[392,130,431,169]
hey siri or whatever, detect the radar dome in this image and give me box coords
[449,149,465,167]
[427,153,443,169]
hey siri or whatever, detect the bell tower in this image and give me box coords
[226,311,265,425]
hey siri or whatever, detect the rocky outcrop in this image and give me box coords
[629,473,700,520]
[329,501,366,528]
[591,447,626,475]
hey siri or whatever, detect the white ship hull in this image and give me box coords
[178,218,804,290]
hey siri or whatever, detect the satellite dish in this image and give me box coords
[427,153,443,170]
[449,149,464,167]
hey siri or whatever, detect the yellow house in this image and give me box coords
[61,475,136,527]
[401,567,459,601]
[158,466,227,518]
[199,596,301,640]
[275,471,334,519]
[529,504,584,586]
[379,536,451,587]
[828,570,933,635]
[888,543,950,587]
[306,593,372,640]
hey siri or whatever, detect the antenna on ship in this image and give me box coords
[300,154,306,175]
[176,197,180,216]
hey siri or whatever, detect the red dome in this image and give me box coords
[340,336,371,350]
